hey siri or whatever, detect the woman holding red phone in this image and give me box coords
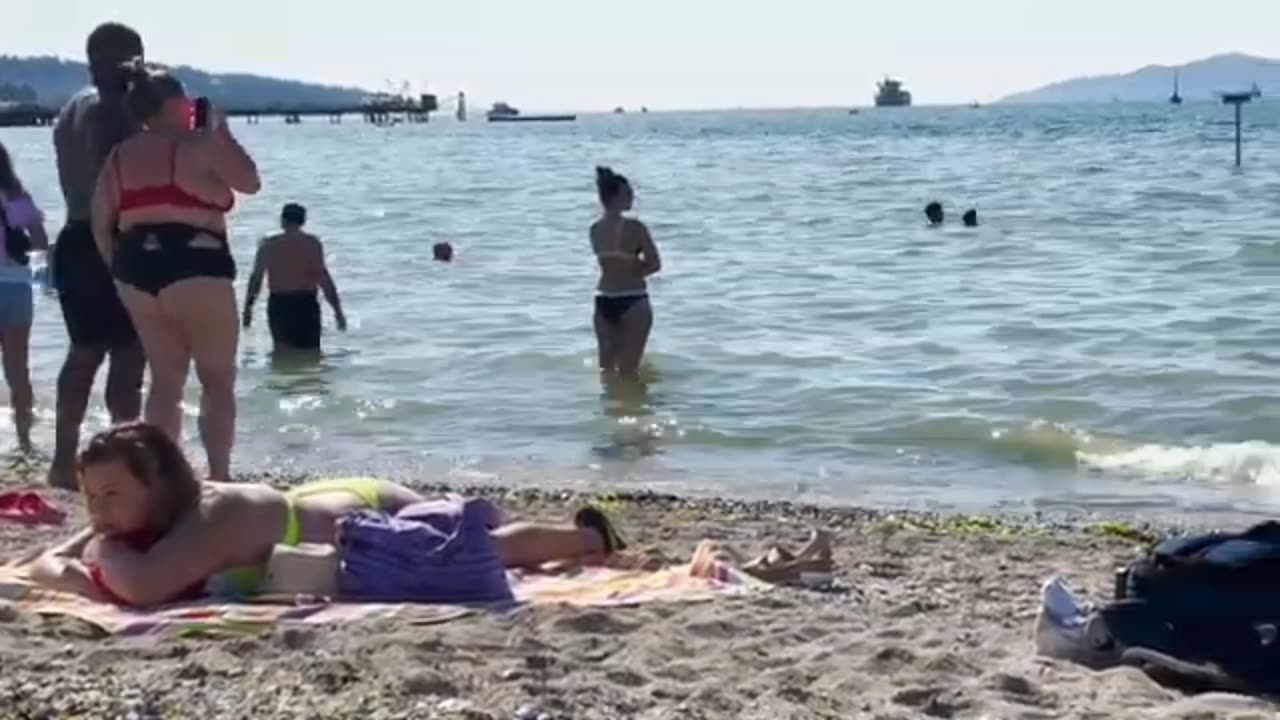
[91,62,261,480]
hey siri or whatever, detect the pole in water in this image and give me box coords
[1236,103,1242,167]
[1221,91,1253,167]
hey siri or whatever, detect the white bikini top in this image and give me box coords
[595,219,639,261]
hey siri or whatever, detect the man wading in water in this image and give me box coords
[243,203,347,355]
[48,22,148,488]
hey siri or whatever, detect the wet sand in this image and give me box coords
[1,476,1275,720]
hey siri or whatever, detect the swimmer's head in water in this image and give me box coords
[78,421,200,539]
[281,203,307,229]
[963,209,978,227]
[433,242,454,262]
[121,63,188,128]
[596,166,633,211]
[924,201,944,226]
[86,22,143,96]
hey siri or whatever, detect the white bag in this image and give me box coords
[260,543,339,598]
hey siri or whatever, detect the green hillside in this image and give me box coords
[0,55,373,110]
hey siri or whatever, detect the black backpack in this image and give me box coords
[1100,521,1280,692]
[0,198,31,267]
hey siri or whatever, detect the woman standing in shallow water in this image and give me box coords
[93,64,260,481]
[589,167,662,380]
[0,142,50,452]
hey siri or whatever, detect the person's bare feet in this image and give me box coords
[46,460,78,491]
[794,529,833,564]
[743,529,835,584]
[762,546,796,565]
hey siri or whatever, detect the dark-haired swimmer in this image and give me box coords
[589,166,661,380]
[924,201,944,227]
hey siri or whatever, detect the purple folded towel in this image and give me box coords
[335,495,513,603]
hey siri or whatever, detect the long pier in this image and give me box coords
[229,96,438,125]
[0,94,439,129]
[0,104,56,128]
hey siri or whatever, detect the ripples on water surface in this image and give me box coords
[5,102,1280,517]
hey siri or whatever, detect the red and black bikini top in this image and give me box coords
[115,139,235,214]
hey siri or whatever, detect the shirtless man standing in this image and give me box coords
[243,203,347,353]
[48,22,147,488]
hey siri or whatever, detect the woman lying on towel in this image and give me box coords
[27,422,626,606]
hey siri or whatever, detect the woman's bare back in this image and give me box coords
[590,218,649,293]
[289,480,424,544]
[111,132,237,234]
[200,479,425,566]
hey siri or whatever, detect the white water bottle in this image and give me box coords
[29,250,50,291]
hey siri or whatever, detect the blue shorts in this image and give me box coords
[0,281,32,330]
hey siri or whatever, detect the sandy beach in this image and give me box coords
[1,474,1277,720]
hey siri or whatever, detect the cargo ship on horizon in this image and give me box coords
[874,77,912,107]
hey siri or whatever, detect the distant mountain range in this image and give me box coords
[0,56,374,110]
[1001,53,1279,104]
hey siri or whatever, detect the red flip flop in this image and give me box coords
[0,491,67,526]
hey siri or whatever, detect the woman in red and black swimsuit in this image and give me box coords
[91,64,260,480]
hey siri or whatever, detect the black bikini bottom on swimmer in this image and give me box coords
[113,223,236,295]
[594,294,648,326]
[268,291,322,350]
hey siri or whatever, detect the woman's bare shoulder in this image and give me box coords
[112,133,162,168]
[623,217,651,240]
[588,220,606,245]
[182,132,218,157]
[103,137,131,162]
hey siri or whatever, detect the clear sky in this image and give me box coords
[7,0,1279,110]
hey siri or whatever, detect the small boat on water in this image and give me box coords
[486,101,576,123]
[1170,70,1183,105]
[874,77,912,107]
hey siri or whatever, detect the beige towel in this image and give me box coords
[260,543,339,597]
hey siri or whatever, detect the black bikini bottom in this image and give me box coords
[594,294,648,326]
[113,223,235,295]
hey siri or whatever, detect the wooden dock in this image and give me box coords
[0,104,56,128]
[0,94,439,129]
[230,95,439,125]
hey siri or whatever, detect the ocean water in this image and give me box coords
[4,102,1280,517]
